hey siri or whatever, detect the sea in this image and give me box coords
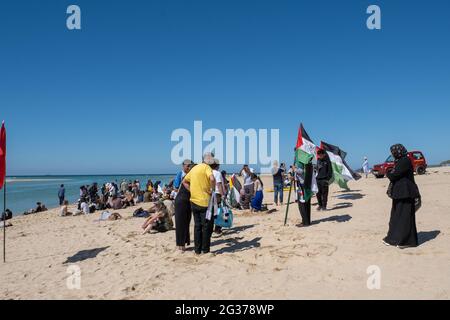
[1,174,174,216]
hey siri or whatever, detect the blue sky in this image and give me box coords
[1,0,449,175]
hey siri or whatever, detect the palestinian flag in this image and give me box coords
[295,124,316,165]
[320,141,361,190]
[293,124,317,201]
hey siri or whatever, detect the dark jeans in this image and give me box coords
[59,196,65,206]
[273,183,283,204]
[191,202,214,254]
[298,199,311,226]
[316,179,329,209]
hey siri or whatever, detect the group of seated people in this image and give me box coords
[59,179,178,217]
[23,202,48,215]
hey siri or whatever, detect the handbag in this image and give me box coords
[214,201,233,228]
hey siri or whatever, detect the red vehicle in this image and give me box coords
[372,151,427,178]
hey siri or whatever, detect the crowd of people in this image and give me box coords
[50,143,421,252]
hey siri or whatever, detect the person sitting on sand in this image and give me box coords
[80,198,90,215]
[250,173,264,212]
[110,195,123,210]
[122,191,135,208]
[143,189,152,203]
[35,202,45,213]
[59,200,73,217]
[141,201,172,234]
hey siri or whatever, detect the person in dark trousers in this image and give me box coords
[383,144,421,249]
[295,161,314,226]
[175,163,195,251]
[58,184,65,205]
[316,149,333,211]
[271,161,285,206]
[182,153,216,255]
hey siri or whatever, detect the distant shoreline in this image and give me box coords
[6,174,177,178]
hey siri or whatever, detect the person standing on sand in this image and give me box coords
[174,161,195,251]
[316,149,333,211]
[182,153,216,255]
[173,159,194,191]
[271,161,285,206]
[120,179,128,195]
[211,159,225,235]
[362,157,370,178]
[58,184,65,205]
[295,160,314,227]
[250,173,264,212]
[239,164,255,209]
[383,144,421,249]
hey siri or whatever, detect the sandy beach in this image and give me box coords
[1,167,449,300]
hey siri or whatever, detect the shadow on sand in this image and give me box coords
[222,224,256,236]
[63,246,109,264]
[330,202,353,210]
[418,230,441,246]
[336,189,362,193]
[312,214,352,225]
[212,237,261,255]
[336,193,365,200]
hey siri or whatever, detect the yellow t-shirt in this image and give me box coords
[184,163,213,207]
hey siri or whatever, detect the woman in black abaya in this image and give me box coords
[174,164,195,251]
[383,144,421,248]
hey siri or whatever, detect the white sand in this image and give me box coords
[1,167,449,299]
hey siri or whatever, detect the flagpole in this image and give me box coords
[284,153,297,226]
[3,181,5,263]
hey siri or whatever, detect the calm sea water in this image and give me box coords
[1,175,174,216]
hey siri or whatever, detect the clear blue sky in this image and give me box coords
[1,0,449,175]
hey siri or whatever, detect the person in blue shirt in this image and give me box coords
[173,159,194,191]
[58,184,65,205]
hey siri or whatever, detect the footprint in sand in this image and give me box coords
[269,243,337,261]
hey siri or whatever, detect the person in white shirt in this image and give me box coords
[80,199,90,215]
[362,157,370,178]
[211,159,226,235]
[239,164,255,209]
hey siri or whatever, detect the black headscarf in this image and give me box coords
[390,144,408,160]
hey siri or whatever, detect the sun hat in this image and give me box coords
[182,159,194,165]
[203,152,215,165]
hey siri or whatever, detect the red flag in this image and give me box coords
[295,124,302,150]
[0,121,6,189]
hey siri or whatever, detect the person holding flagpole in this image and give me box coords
[293,161,313,226]
[284,123,316,225]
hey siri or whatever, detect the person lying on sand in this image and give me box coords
[141,201,172,234]
[97,211,122,221]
